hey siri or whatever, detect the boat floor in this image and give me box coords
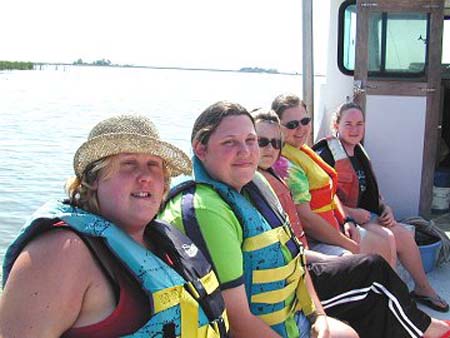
[416,212,450,319]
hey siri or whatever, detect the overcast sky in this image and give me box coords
[1,0,330,73]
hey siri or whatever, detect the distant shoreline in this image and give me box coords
[38,62,303,76]
[3,60,326,77]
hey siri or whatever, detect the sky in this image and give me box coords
[1,0,330,74]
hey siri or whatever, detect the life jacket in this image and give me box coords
[2,200,229,338]
[315,137,381,215]
[259,168,309,249]
[166,157,315,338]
[281,143,345,228]
[325,137,360,208]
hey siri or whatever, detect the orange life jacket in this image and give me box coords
[281,144,345,229]
[313,137,382,215]
[325,137,360,208]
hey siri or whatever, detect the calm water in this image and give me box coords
[0,65,325,280]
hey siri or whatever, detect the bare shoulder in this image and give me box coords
[0,229,100,337]
[3,228,98,302]
[12,228,96,277]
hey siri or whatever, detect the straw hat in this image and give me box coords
[73,114,191,178]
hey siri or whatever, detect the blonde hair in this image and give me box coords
[66,155,171,214]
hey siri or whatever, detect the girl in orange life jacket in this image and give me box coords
[313,102,448,313]
[271,93,393,265]
[253,107,450,338]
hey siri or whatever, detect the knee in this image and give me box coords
[363,253,390,268]
[352,253,390,272]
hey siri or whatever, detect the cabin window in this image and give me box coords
[338,0,429,78]
[443,16,450,64]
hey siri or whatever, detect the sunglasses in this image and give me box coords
[258,137,282,149]
[283,117,311,130]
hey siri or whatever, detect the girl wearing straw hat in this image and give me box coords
[0,115,229,338]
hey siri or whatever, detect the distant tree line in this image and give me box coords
[0,61,34,70]
[239,67,279,74]
[74,58,112,66]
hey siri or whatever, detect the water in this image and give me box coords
[0,65,325,281]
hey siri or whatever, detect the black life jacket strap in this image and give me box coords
[146,220,227,334]
[180,185,218,273]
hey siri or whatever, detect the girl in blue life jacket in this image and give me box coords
[160,101,358,338]
[0,115,229,338]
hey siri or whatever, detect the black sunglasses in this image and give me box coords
[283,117,311,130]
[258,137,282,149]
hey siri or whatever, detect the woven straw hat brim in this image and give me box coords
[73,133,192,178]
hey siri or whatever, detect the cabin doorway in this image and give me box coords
[351,0,444,218]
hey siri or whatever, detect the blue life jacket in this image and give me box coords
[2,200,229,338]
[166,157,315,338]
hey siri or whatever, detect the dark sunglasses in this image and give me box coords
[283,117,311,130]
[258,137,282,149]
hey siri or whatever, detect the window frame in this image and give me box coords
[337,0,431,78]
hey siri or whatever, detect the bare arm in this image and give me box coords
[341,205,371,225]
[304,270,330,338]
[0,230,102,338]
[304,250,339,263]
[377,200,396,227]
[221,285,281,338]
[295,203,359,253]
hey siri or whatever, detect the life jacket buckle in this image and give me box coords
[185,278,207,300]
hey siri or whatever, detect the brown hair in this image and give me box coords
[331,102,364,134]
[271,93,307,119]
[191,101,254,145]
[251,108,281,125]
[251,108,284,150]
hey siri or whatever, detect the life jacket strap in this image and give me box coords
[252,254,302,284]
[255,271,316,326]
[243,224,292,252]
[185,270,220,300]
[251,269,301,304]
[312,202,336,214]
[152,285,198,337]
[257,296,300,326]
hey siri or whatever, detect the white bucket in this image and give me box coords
[431,186,450,212]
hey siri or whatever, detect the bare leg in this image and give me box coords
[363,223,397,268]
[389,224,438,298]
[326,316,359,338]
[359,225,396,268]
[423,318,450,338]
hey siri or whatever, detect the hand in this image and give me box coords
[378,205,395,227]
[352,208,371,225]
[343,221,361,244]
[310,314,330,338]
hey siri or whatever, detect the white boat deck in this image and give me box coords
[418,212,450,319]
[419,262,450,319]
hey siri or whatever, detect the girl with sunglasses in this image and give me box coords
[270,93,394,265]
[252,107,450,338]
[313,102,448,313]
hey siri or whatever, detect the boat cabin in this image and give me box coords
[309,0,450,219]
